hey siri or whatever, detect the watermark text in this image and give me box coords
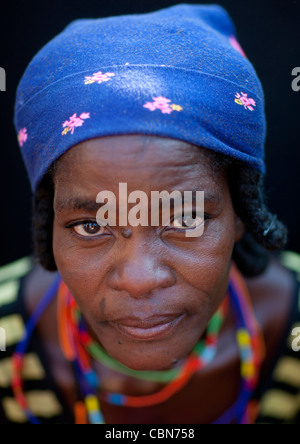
[0,67,6,92]
[291,67,300,92]
[292,327,300,352]
[95,183,205,238]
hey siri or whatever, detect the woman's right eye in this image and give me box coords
[68,221,107,238]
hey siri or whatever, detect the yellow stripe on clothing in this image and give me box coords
[0,314,25,347]
[2,397,28,423]
[259,390,300,421]
[0,353,46,388]
[273,357,300,388]
[280,251,300,274]
[0,280,20,307]
[0,257,32,284]
[2,391,63,423]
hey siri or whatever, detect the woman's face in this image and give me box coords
[52,135,243,371]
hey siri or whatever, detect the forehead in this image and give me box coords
[54,135,219,179]
[53,135,229,212]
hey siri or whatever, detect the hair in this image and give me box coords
[31,149,288,277]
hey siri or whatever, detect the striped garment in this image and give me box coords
[0,253,299,424]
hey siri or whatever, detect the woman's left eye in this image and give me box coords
[72,222,105,237]
[171,213,204,229]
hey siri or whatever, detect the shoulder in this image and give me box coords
[245,253,297,339]
[245,251,300,423]
[22,261,59,315]
[0,257,70,424]
[245,254,296,370]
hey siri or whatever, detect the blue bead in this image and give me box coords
[241,348,252,361]
[108,393,126,405]
[89,411,105,424]
[201,347,216,364]
[85,371,99,389]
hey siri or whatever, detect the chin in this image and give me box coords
[123,357,176,372]
[91,314,203,372]
[105,341,189,373]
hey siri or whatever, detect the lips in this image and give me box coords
[109,314,186,341]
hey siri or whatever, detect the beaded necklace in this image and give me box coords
[12,264,265,424]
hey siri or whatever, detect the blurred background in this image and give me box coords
[0,0,299,266]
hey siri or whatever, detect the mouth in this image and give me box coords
[108,313,186,342]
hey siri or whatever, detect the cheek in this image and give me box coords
[171,214,237,308]
[193,220,235,279]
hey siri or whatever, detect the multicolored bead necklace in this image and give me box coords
[12,264,265,424]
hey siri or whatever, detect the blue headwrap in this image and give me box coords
[14,3,266,192]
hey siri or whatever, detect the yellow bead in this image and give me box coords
[85,395,100,412]
[242,362,255,379]
[237,329,251,347]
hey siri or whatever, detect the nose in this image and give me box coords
[106,243,176,299]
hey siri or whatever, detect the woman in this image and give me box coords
[0,4,300,424]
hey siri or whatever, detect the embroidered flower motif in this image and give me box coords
[18,128,28,147]
[235,92,256,111]
[84,71,115,85]
[143,97,183,114]
[62,113,90,135]
[170,104,183,112]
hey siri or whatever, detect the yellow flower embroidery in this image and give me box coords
[170,104,183,112]
[235,98,243,106]
[62,127,70,136]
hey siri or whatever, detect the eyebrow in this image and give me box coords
[55,197,104,213]
[54,191,222,213]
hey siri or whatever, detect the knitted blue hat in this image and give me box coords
[14,3,266,192]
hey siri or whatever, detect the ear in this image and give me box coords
[234,216,245,243]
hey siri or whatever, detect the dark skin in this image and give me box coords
[24,136,295,423]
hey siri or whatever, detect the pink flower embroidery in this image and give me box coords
[18,128,28,147]
[143,97,183,114]
[235,92,256,111]
[62,113,90,135]
[84,71,115,85]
